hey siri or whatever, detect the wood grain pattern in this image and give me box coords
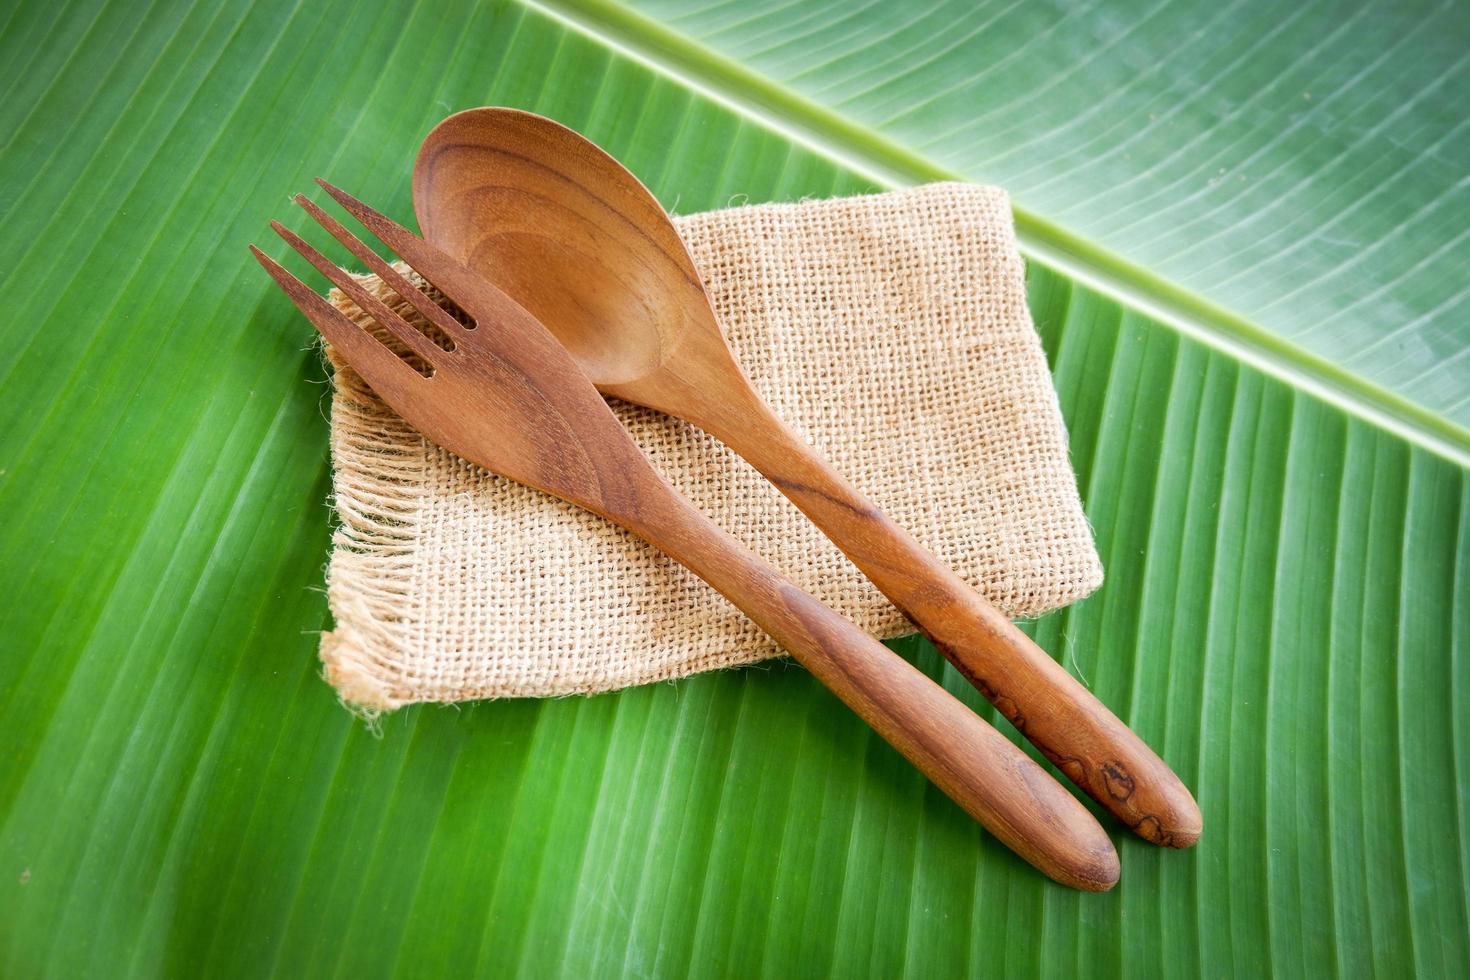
[253,180,1121,890]
[412,107,1201,847]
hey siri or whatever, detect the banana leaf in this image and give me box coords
[1,0,1465,976]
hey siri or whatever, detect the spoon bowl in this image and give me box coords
[414,108,721,391]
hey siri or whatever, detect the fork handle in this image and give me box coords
[697,387,1201,848]
[618,477,1119,891]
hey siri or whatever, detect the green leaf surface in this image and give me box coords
[580,0,1470,440]
[1,0,1466,977]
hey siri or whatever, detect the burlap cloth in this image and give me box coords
[320,183,1102,711]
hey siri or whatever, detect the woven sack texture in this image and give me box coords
[320,183,1102,710]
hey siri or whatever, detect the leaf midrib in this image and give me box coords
[527,0,1470,467]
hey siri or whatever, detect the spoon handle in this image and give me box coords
[615,476,1119,890]
[699,389,1202,848]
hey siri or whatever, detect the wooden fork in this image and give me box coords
[250,180,1121,890]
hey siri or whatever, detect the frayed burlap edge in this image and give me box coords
[316,270,452,714]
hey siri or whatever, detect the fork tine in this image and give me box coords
[250,245,427,392]
[294,194,469,340]
[269,219,449,366]
[315,178,478,310]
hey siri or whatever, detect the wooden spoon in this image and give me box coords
[413,108,1202,848]
[255,180,1121,890]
